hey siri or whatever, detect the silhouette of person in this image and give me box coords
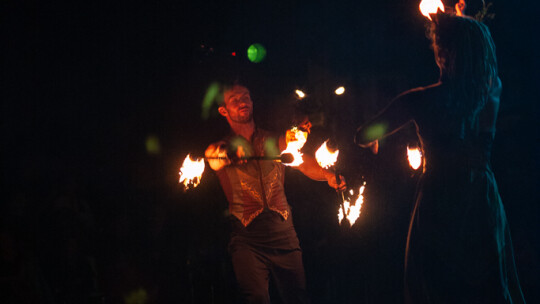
[355,12,526,304]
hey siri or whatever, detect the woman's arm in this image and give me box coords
[354,89,421,147]
[478,76,501,136]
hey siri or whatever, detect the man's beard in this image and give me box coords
[230,112,253,124]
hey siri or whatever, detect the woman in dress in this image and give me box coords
[355,11,526,303]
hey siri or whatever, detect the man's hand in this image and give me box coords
[292,114,312,134]
[323,170,347,191]
[205,141,230,171]
[296,154,347,191]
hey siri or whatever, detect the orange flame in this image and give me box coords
[315,140,339,169]
[419,0,445,21]
[407,146,422,170]
[282,127,308,167]
[179,154,205,189]
[338,183,366,226]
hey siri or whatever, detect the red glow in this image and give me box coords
[231,52,236,56]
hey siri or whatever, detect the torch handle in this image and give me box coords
[334,170,347,216]
[204,156,275,160]
[334,170,345,195]
[203,155,289,162]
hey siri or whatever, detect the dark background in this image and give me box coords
[2,0,538,303]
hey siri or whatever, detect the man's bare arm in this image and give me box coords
[298,154,347,191]
[279,134,346,190]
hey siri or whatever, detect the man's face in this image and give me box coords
[220,86,253,124]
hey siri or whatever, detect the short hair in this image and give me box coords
[221,82,248,106]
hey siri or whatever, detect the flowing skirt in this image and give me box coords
[404,167,526,303]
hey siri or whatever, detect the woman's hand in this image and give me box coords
[359,140,379,155]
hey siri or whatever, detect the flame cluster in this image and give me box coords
[419,0,445,20]
[338,183,366,226]
[315,140,339,168]
[179,154,205,189]
[282,127,308,167]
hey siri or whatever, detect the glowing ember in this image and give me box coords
[315,140,339,169]
[282,127,308,167]
[179,154,205,189]
[338,183,366,226]
[419,0,445,21]
[407,146,422,170]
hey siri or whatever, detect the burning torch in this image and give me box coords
[179,127,307,191]
[315,140,349,225]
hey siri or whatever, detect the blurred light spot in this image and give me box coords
[295,90,306,99]
[230,136,253,158]
[247,43,267,63]
[364,123,388,142]
[145,135,161,154]
[124,288,148,304]
[263,138,279,156]
[201,82,222,120]
[335,86,345,95]
[231,52,236,56]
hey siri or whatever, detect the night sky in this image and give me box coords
[3,0,539,303]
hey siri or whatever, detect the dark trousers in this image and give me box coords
[230,244,310,304]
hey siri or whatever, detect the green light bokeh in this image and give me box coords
[230,136,253,157]
[263,137,279,156]
[201,82,222,120]
[247,43,267,63]
[124,288,148,304]
[145,135,161,155]
[363,123,388,142]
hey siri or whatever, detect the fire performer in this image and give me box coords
[354,9,526,304]
[205,84,346,303]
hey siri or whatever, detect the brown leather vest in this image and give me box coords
[216,129,290,227]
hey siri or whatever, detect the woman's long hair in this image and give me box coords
[428,13,498,120]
